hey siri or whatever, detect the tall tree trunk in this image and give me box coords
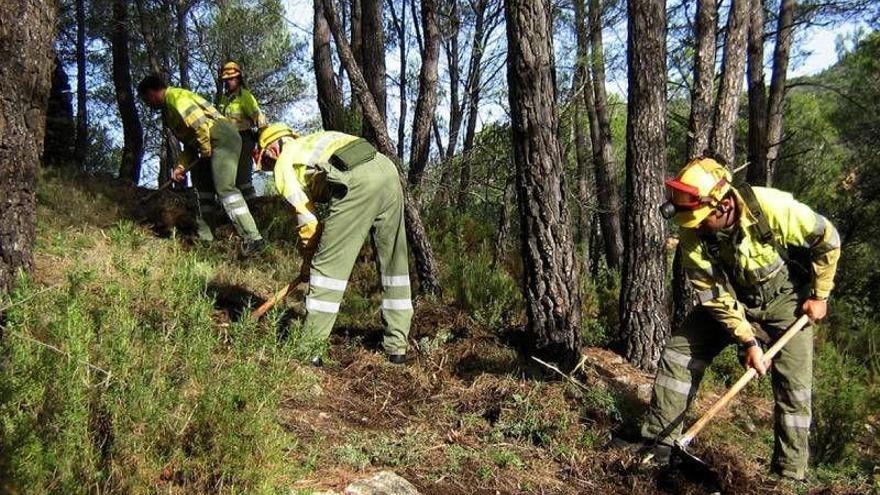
[323,0,442,295]
[709,0,749,165]
[389,0,407,159]
[674,0,719,331]
[111,0,145,183]
[686,0,717,158]
[746,0,768,185]
[456,0,489,207]
[574,0,596,275]
[621,0,670,370]
[44,56,77,167]
[314,0,346,131]
[75,0,88,161]
[360,0,387,145]
[407,0,440,189]
[175,0,191,89]
[588,0,623,271]
[0,0,56,293]
[505,0,582,371]
[442,0,462,159]
[765,0,795,185]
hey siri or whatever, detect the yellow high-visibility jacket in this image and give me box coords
[218,88,267,132]
[162,87,224,168]
[681,186,841,343]
[273,131,361,255]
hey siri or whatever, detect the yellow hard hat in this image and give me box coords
[221,61,242,80]
[665,158,732,228]
[254,123,300,169]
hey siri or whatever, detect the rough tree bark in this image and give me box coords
[323,0,442,295]
[746,0,769,185]
[407,0,440,189]
[314,0,346,131]
[0,0,56,293]
[588,0,624,271]
[44,56,76,167]
[505,0,582,370]
[360,0,387,145]
[75,0,88,161]
[765,0,795,185]
[175,0,191,89]
[673,0,719,331]
[111,0,145,183]
[621,0,671,370]
[709,0,749,165]
[686,0,717,158]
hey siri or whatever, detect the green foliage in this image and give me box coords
[0,196,316,492]
[579,268,620,346]
[492,388,574,447]
[811,340,873,466]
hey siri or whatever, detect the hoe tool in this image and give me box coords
[672,314,811,471]
[250,275,306,319]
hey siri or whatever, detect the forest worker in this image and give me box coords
[642,157,841,481]
[217,62,268,202]
[255,124,413,366]
[137,74,265,256]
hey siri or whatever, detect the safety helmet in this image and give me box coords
[661,157,732,228]
[254,123,299,170]
[220,61,242,80]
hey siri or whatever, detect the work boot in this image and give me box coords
[640,443,672,467]
[309,356,324,368]
[388,353,406,365]
[241,238,267,258]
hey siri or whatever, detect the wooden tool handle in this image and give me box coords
[250,276,305,319]
[677,314,811,447]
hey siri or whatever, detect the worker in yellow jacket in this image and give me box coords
[217,62,267,201]
[255,124,413,366]
[137,74,264,255]
[642,157,841,481]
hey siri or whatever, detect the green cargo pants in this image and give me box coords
[641,280,813,480]
[301,153,413,357]
[236,130,257,201]
[190,120,262,242]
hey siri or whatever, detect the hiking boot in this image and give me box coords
[241,238,267,258]
[639,443,672,467]
[388,353,407,365]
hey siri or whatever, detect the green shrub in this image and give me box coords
[444,248,522,329]
[811,340,872,466]
[580,268,620,347]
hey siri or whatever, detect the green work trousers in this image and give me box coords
[236,130,257,201]
[190,121,262,242]
[302,154,413,356]
[641,282,813,480]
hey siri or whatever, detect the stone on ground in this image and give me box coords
[344,471,421,495]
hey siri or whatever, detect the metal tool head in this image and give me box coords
[670,439,721,487]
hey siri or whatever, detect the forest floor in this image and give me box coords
[12,171,875,494]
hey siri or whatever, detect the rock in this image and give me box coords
[344,471,421,495]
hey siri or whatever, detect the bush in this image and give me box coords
[444,248,522,329]
[811,340,872,466]
[580,268,620,347]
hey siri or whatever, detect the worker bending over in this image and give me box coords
[255,124,413,365]
[137,75,265,256]
[642,157,841,481]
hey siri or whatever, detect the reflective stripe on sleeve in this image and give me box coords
[697,286,727,304]
[814,228,841,255]
[655,374,693,396]
[306,298,340,314]
[381,299,413,311]
[310,275,348,291]
[286,190,309,205]
[782,414,811,429]
[297,211,318,227]
[381,275,411,287]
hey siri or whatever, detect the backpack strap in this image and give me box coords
[738,184,773,245]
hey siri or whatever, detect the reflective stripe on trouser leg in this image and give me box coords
[770,321,813,480]
[189,161,216,241]
[371,157,413,355]
[302,162,378,352]
[641,309,726,446]
[210,121,262,241]
[236,130,257,201]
